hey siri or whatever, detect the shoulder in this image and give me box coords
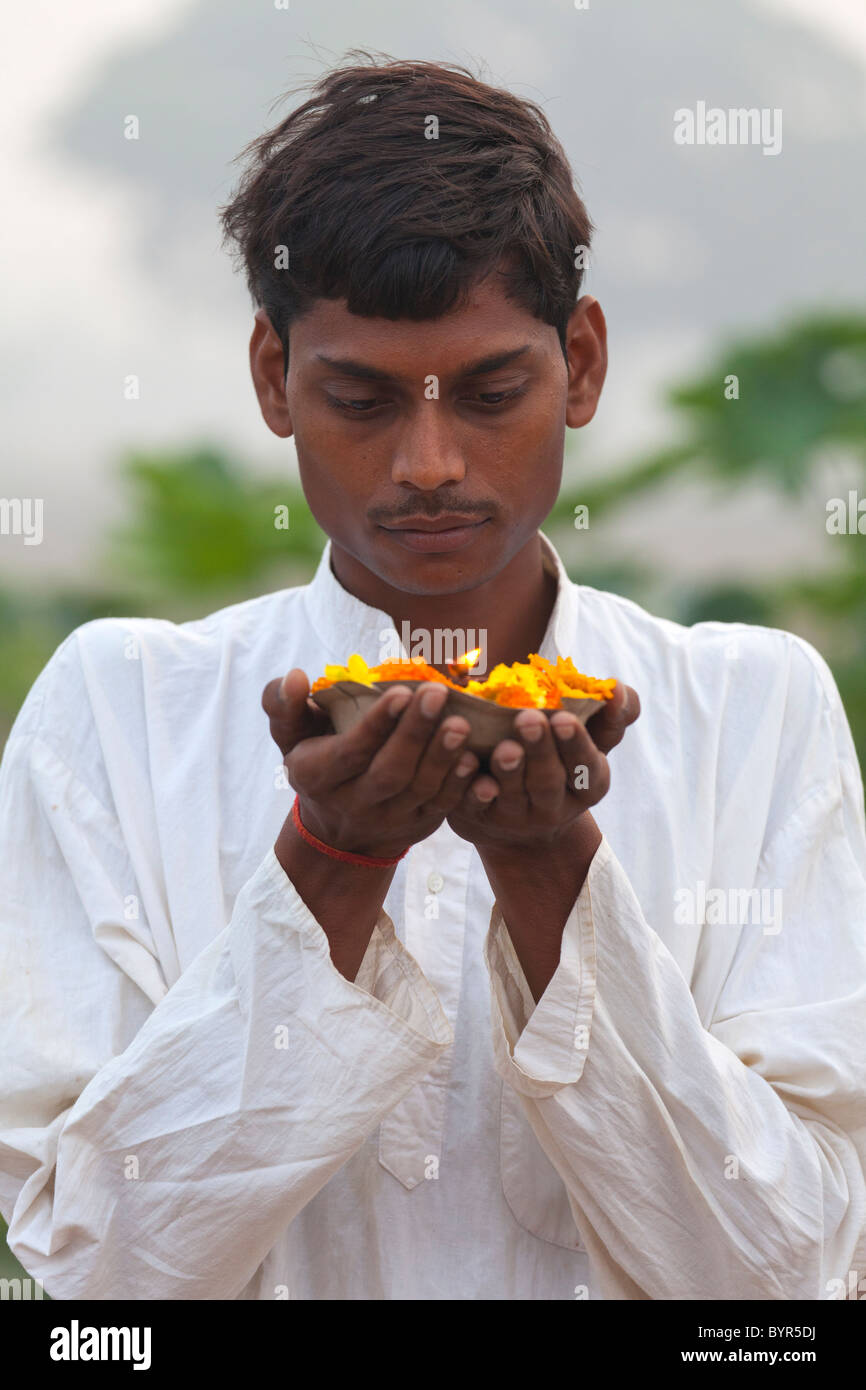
[571,583,861,821]
[575,582,836,716]
[7,584,310,752]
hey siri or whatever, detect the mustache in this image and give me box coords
[369,498,496,524]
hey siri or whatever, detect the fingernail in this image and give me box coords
[497,750,523,770]
[518,720,544,743]
[420,685,448,717]
[442,727,467,749]
[456,754,476,776]
[553,721,575,741]
[279,673,293,699]
[386,687,412,715]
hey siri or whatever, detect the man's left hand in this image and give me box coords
[446,682,639,850]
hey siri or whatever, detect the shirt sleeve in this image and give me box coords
[484,634,866,1301]
[0,667,452,1300]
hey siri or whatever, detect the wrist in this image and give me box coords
[273,809,397,986]
[274,809,399,896]
[479,815,601,1005]
[293,795,410,864]
[477,812,601,872]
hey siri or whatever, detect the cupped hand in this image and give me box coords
[446,682,640,850]
[262,670,481,859]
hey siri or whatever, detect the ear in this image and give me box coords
[249,308,293,438]
[564,296,607,429]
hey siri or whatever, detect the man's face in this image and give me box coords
[250,269,606,597]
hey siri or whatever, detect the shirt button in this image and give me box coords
[426,871,444,893]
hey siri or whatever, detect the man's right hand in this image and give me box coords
[262,670,480,860]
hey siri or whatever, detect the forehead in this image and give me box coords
[290,271,551,371]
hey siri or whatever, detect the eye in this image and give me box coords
[326,394,386,414]
[325,382,529,416]
[466,384,528,408]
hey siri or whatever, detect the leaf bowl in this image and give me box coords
[311,679,609,760]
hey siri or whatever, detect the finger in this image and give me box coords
[404,714,472,805]
[584,682,640,755]
[362,682,452,800]
[287,683,415,797]
[462,771,500,810]
[512,710,566,810]
[318,683,415,786]
[547,711,582,777]
[425,746,480,815]
[486,738,528,810]
[549,716,609,801]
[548,712,604,785]
[262,669,332,755]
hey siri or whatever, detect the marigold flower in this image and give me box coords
[311,651,616,708]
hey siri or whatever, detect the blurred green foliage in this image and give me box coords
[546,310,866,759]
[547,313,866,524]
[1,310,865,1285]
[104,445,326,592]
[0,447,326,748]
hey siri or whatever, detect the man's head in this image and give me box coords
[220,52,606,598]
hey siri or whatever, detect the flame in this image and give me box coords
[455,647,482,670]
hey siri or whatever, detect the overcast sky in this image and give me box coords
[2,0,865,584]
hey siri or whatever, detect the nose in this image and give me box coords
[390,398,466,490]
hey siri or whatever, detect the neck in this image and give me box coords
[329,532,558,675]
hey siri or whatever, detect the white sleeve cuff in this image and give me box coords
[239,847,454,1056]
[484,838,608,1097]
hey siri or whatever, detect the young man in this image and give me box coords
[1,55,865,1302]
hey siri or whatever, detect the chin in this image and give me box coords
[381,556,491,596]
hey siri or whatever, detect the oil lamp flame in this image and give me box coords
[446,647,482,686]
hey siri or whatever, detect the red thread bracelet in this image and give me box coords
[291,795,408,868]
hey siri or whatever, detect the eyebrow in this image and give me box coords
[314,344,533,382]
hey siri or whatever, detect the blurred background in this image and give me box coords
[2,0,865,1289]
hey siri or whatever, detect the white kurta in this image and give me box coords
[1,533,865,1300]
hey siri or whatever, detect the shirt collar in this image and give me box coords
[302,530,579,667]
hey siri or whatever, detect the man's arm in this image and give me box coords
[447,680,634,1002]
[0,640,461,1300]
[477,815,601,1002]
[481,639,866,1299]
[265,668,480,981]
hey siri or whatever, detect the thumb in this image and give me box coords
[261,668,332,756]
[584,682,640,755]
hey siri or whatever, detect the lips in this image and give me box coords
[383,515,489,532]
[378,516,491,554]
